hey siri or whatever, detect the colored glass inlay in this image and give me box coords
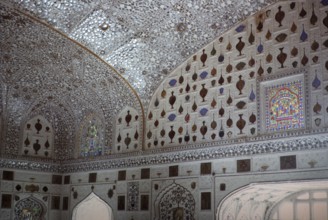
[80,118,103,157]
[265,80,304,131]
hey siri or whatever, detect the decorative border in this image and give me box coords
[257,68,310,134]
[1,133,327,173]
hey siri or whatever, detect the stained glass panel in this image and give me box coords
[265,80,304,131]
[80,118,103,157]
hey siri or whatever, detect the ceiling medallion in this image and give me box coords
[176,22,187,32]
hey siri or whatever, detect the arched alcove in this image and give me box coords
[154,182,195,220]
[72,192,113,220]
[216,180,328,220]
[14,196,46,220]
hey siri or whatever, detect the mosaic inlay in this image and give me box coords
[80,117,104,157]
[265,80,305,132]
[3,0,277,105]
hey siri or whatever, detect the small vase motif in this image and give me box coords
[299,3,307,18]
[200,49,207,66]
[312,71,321,89]
[44,139,50,149]
[24,135,30,147]
[257,19,263,32]
[219,101,225,117]
[199,84,208,102]
[211,43,216,56]
[147,129,152,139]
[125,110,132,126]
[169,91,176,109]
[227,90,233,105]
[161,85,166,98]
[290,2,295,9]
[257,38,263,54]
[179,70,184,84]
[218,73,224,85]
[117,131,122,142]
[211,114,217,130]
[300,24,308,42]
[236,114,246,134]
[168,126,176,143]
[291,22,297,33]
[236,75,245,95]
[291,46,298,57]
[277,47,287,68]
[200,121,208,139]
[310,3,318,25]
[301,48,309,66]
[160,127,165,137]
[249,85,255,102]
[323,11,328,31]
[33,139,41,155]
[248,56,255,67]
[258,60,264,76]
[236,37,245,56]
[192,67,198,81]
[124,133,131,149]
[311,40,319,51]
[226,112,233,128]
[148,111,153,120]
[192,98,198,112]
[249,112,256,124]
[35,119,42,134]
[134,127,139,140]
[219,121,224,138]
[275,6,285,27]
[184,128,190,143]
[226,57,232,73]
[265,29,272,40]
[248,24,255,45]
[154,97,159,107]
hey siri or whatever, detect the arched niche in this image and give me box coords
[154,182,195,220]
[21,115,54,158]
[72,192,113,220]
[216,180,328,220]
[14,196,46,220]
[268,189,328,220]
[114,106,141,153]
[78,115,105,158]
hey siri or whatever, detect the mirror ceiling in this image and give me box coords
[4,0,277,106]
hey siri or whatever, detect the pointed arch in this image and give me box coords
[72,192,113,220]
[154,182,195,220]
[14,196,46,220]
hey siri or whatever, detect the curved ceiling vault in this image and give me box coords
[2,0,277,106]
[0,3,142,160]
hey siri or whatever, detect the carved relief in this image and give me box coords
[154,183,195,220]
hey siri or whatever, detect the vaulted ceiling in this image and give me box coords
[2,0,276,106]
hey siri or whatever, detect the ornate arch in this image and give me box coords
[72,192,113,220]
[154,182,195,220]
[14,196,46,220]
